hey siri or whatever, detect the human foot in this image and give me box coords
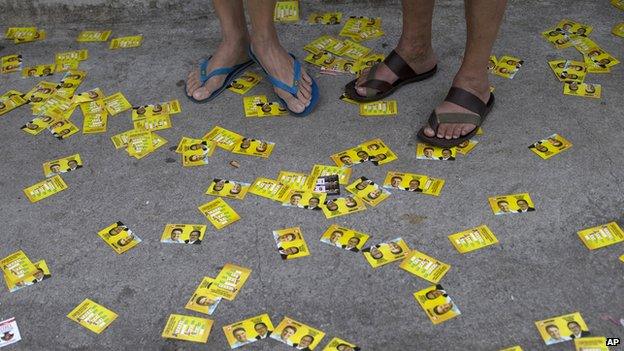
[186,40,249,101]
[251,42,313,113]
[422,74,491,140]
[355,45,437,97]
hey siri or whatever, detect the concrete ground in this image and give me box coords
[1,0,623,350]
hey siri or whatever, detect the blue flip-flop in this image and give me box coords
[185,56,254,103]
[248,47,319,117]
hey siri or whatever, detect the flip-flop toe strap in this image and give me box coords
[266,54,301,96]
[198,58,236,85]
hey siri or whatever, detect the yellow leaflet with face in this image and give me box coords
[83,111,108,134]
[21,116,56,135]
[256,101,288,117]
[359,100,398,116]
[574,337,609,351]
[613,22,624,37]
[231,138,275,158]
[5,259,51,292]
[322,337,359,351]
[492,55,523,79]
[321,196,366,219]
[528,133,572,160]
[584,55,610,74]
[131,99,180,120]
[353,52,385,75]
[223,313,275,349]
[182,140,214,167]
[282,190,326,210]
[243,95,268,117]
[277,171,308,190]
[97,221,141,254]
[488,193,535,215]
[227,71,262,94]
[77,30,112,42]
[42,153,82,177]
[67,299,118,334]
[413,284,461,325]
[303,35,340,54]
[499,346,523,351]
[103,92,131,115]
[448,225,498,253]
[55,58,81,72]
[73,88,105,104]
[577,222,624,250]
[273,227,310,260]
[306,165,352,190]
[202,126,244,151]
[0,90,27,116]
[534,312,588,346]
[416,143,456,161]
[184,277,222,315]
[21,64,55,78]
[207,263,251,301]
[23,175,68,202]
[126,130,153,156]
[541,28,573,49]
[346,176,390,207]
[400,250,451,283]
[307,12,343,25]
[548,60,587,83]
[249,177,292,202]
[271,316,326,350]
[205,179,250,200]
[110,130,136,149]
[361,238,409,268]
[0,250,37,284]
[160,224,206,245]
[320,224,369,252]
[24,81,57,104]
[49,118,80,139]
[455,139,478,155]
[109,35,143,49]
[563,82,601,99]
[382,171,445,196]
[132,133,167,160]
[198,198,241,229]
[273,0,299,22]
[161,314,213,343]
[1,54,23,74]
[57,70,87,98]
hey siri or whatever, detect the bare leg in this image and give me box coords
[355,0,438,97]
[186,0,250,100]
[423,0,507,139]
[247,0,312,113]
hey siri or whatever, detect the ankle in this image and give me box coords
[396,37,435,60]
[452,72,490,97]
[220,35,249,51]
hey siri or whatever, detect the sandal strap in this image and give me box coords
[383,50,417,79]
[360,79,393,97]
[435,112,482,126]
[444,87,488,117]
[265,54,301,96]
[199,57,236,84]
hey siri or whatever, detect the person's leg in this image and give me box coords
[423,0,507,139]
[355,0,438,97]
[186,0,250,100]
[247,0,312,113]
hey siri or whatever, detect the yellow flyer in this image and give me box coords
[306,164,352,190]
[1,54,22,74]
[256,101,288,117]
[613,0,624,10]
[5,259,51,292]
[416,143,456,161]
[359,100,397,116]
[563,82,601,99]
[282,190,326,210]
[499,346,523,351]
[303,35,340,54]
[413,284,461,324]
[383,171,445,196]
[455,140,478,155]
[448,225,498,253]
[23,175,68,203]
[24,81,57,103]
[556,19,592,37]
[133,114,172,131]
[574,337,608,351]
[346,176,390,207]
[543,28,573,49]
[321,196,367,219]
[277,171,308,190]
[22,64,55,77]
[131,100,180,120]
[223,313,275,349]
[56,49,88,62]
[132,133,167,160]
[73,88,105,104]
[0,250,37,284]
[103,92,131,116]
[205,179,250,200]
[110,130,135,149]
[243,95,268,117]
[613,22,624,37]
[331,146,368,167]
[271,316,325,350]
[42,153,82,177]
[320,224,369,252]
[273,226,304,244]
[126,130,153,156]
[49,119,80,139]
[0,90,27,116]
[161,314,213,343]
[339,92,357,105]
[54,58,79,72]
[5,27,37,42]
[202,126,244,151]
[322,337,359,351]
[273,227,310,260]
[231,138,275,158]
[529,133,572,159]
[67,299,118,334]
[160,224,206,245]
[97,221,141,254]
[207,263,251,301]
[488,193,535,215]
[548,60,586,83]
[577,222,624,250]
[353,52,385,74]
[249,177,291,202]
[21,116,55,135]
[274,0,299,22]
[109,35,143,49]
[620,254,624,263]
[362,238,410,268]
[400,250,451,283]
[77,30,112,42]
[228,71,262,94]
[181,142,215,166]
[308,12,342,25]
[492,55,523,79]
[535,312,589,345]
[83,110,108,134]
[185,277,222,315]
[310,174,339,196]
[198,198,241,229]
[487,55,498,72]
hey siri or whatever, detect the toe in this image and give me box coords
[355,86,368,97]
[301,70,312,84]
[461,124,475,136]
[436,124,446,139]
[298,86,311,100]
[297,90,310,107]
[423,126,436,137]
[444,125,454,139]
[452,125,463,139]
[278,90,305,113]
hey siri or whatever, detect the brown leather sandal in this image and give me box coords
[344,49,437,102]
[417,87,495,147]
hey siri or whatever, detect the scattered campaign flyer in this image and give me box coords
[382,171,445,196]
[320,224,369,252]
[67,298,118,334]
[103,92,131,116]
[305,165,352,190]
[455,139,478,155]
[577,222,624,250]
[492,55,523,79]
[77,30,112,42]
[1,54,22,74]
[277,171,308,191]
[198,198,241,229]
[271,316,326,350]
[499,346,523,351]
[205,179,250,200]
[322,337,360,351]
[109,35,143,49]
[359,100,397,116]
[185,277,222,315]
[282,190,326,210]
[231,138,275,158]
[274,0,299,22]
[222,313,274,349]
[362,238,410,268]
[249,177,292,202]
[160,224,206,245]
[416,143,456,161]
[228,71,262,94]
[321,196,367,219]
[574,337,609,351]
[273,227,310,260]
[97,221,141,254]
[400,250,451,283]
[161,314,213,343]
[23,175,68,203]
[346,176,390,207]
[488,193,535,215]
[535,312,590,346]
[0,250,37,285]
[0,318,21,348]
[448,225,499,253]
[528,133,572,159]
[5,259,51,292]
[413,284,461,324]
[331,139,397,167]
[207,263,252,301]
[202,126,244,151]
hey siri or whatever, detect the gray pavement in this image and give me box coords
[1,0,623,350]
